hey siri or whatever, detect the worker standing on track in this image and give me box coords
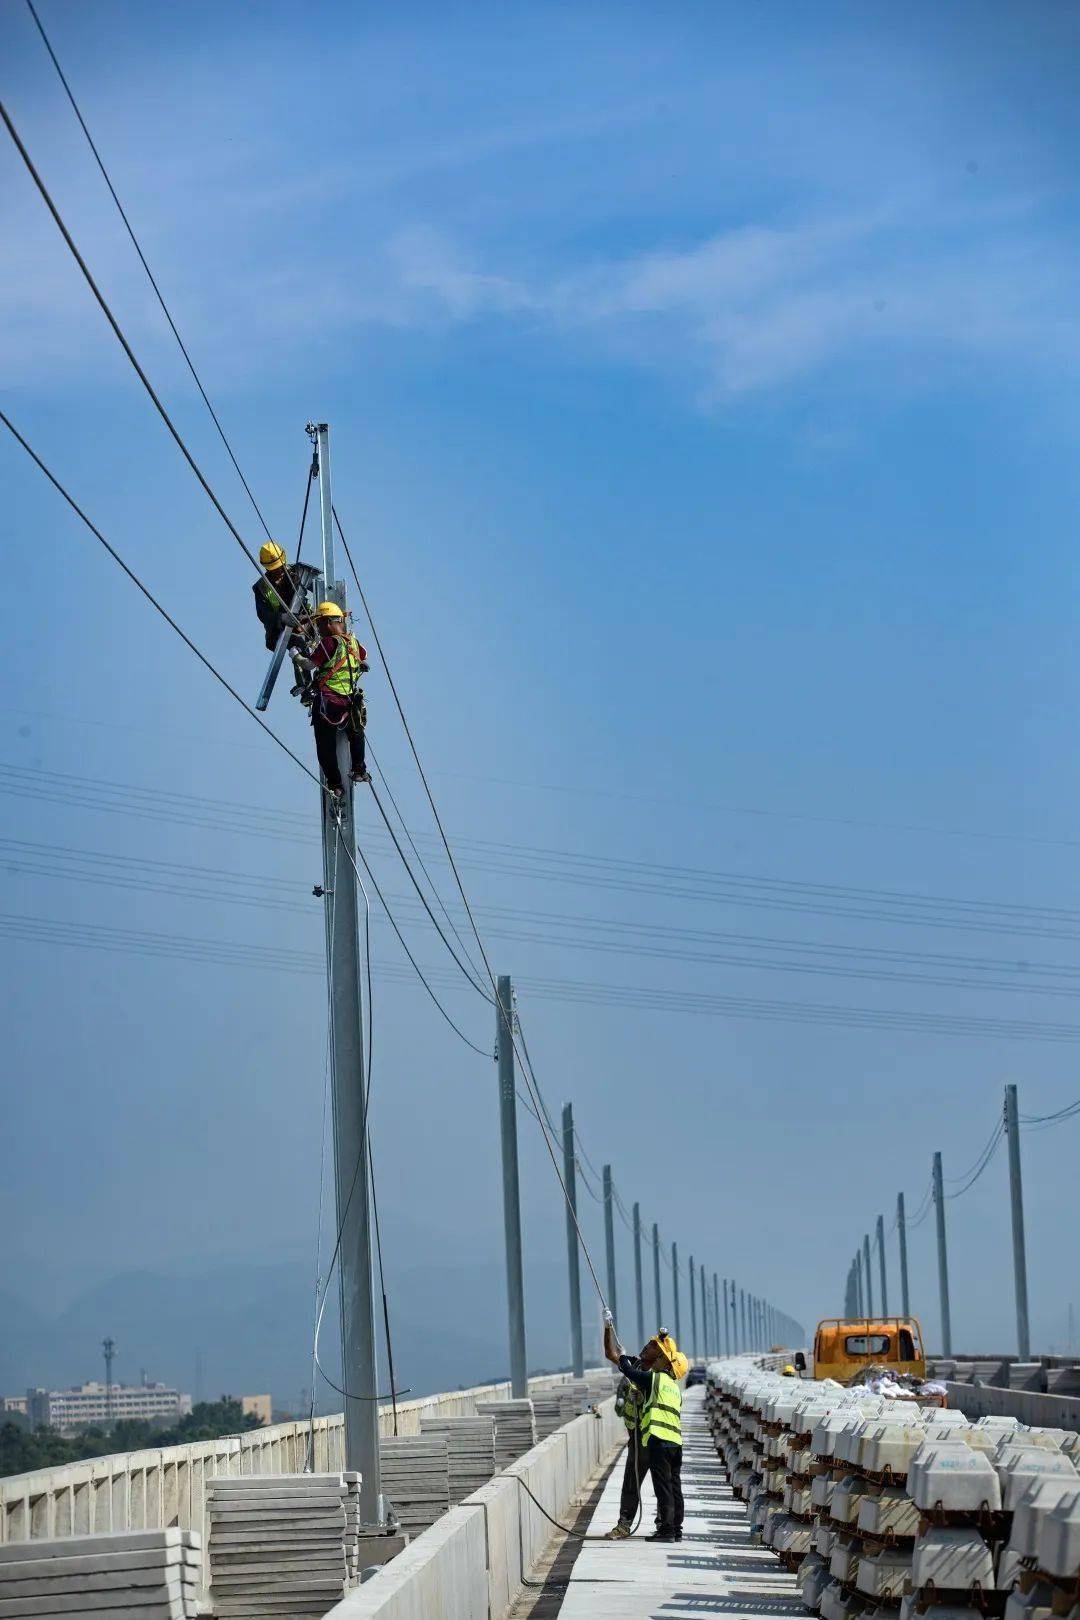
[252,542,318,650]
[602,1319,688,1543]
[301,600,371,797]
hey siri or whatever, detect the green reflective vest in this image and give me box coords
[319,632,364,697]
[260,577,283,613]
[640,1370,682,1447]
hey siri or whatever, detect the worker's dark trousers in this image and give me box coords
[617,1427,650,1525]
[312,706,366,792]
[649,1439,684,1533]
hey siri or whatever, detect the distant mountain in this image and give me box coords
[0,1245,579,1411]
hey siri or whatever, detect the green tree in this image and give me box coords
[0,1399,266,1480]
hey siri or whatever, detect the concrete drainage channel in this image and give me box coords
[709,1357,1080,1620]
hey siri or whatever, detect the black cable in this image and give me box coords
[1020,1096,1080,1127]
[337,835,492,1059]
[572,1128,604,1184]
[369,1150,399,1435]
[0,415,491,1060]
[332,510,612,1309]
[945,1109,1006,1183]
[368,748,489,994]
[295,455,316,563]
[945,1121,1006,1200]
[366,773,493,1002]
[0,409,318,784]
[23,0,277,545]
[0,100,263,574]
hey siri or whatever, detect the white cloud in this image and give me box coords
[360,197,1080,400]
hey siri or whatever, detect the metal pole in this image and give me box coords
[318,426,382,1523]
[652,1223,663,1328]
[722,1279,729,1355]
[855,1251,864,1315]
[877,1214,888,1316]
[713,1274,721,1360]
[1005,1085,1031,1359]
[700,1266,709,1357]
[897,1193,910,1317]
[730,1279,738,1353]
[496,976,528,1398]
[102,1338,115,1429]
[740,1288,747,1350]
[932,1151,953,1356]
[863,1234,874,1316]
[602,1167,618,1332]
[562,1105,584,1378]
[689,1256,698,1358]
[672,1242,681,1343]
[633,1203,644,1348]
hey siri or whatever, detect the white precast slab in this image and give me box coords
[995,1447,1077,1509]
[1007,1477,1073,1560]
[812,1411,861,1462]
[910,1444,1002,1511]
[1004,1580,1058,1620]
[1034,1485,1080,1578]
[996,1431,1065,1456]
[912,1527,995,1590]
[829,1476,870,1525]
[858,1419,928,1475]
[858,1483,921,1538]
[856,1545,914,1599]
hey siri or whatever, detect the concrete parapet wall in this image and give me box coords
[0,1366,609,1607]
[323,1397,626,1620]
[945,1380,1080,1432]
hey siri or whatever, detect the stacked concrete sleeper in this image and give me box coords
[706,1360,1080,1620]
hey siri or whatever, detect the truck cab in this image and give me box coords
[809,1316,926,1383]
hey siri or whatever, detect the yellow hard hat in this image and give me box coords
[783,1364,797,1376]
[670,1351,690,1381]
[314,600,345,620]
[654,1333,677,1366]
[259,541,287,570]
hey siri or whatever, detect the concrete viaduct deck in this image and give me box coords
[517,1387,802,1620]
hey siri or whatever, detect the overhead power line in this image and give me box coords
[0,100,262,574]
[0,411,315,783]
[945,1120,1006,1200]
[22,0,275,542]
[0,414,489,1059]
[7,761,1080,948]
[8,910,1080,1044]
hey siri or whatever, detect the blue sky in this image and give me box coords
[3,0,1080,1400]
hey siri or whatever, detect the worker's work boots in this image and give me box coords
[605,1522,632,1539]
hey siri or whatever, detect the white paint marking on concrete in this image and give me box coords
[547,1388,805,1619]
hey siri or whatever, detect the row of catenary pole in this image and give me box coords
[845,1084,1033,1358]
[494,972,804,1392]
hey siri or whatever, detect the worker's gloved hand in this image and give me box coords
[292,655,314,674]
[357,661,370,674]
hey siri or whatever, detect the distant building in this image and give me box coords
[240,1394,272,1427]
[0,1396,28,1415]
[27,1382,192,1434]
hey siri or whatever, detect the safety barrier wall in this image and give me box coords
[0,1367,607,1603]
[321,1396,627,1620]
[945,1380,1080,1432]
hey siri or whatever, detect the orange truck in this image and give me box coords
[795,1316,928,1384]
